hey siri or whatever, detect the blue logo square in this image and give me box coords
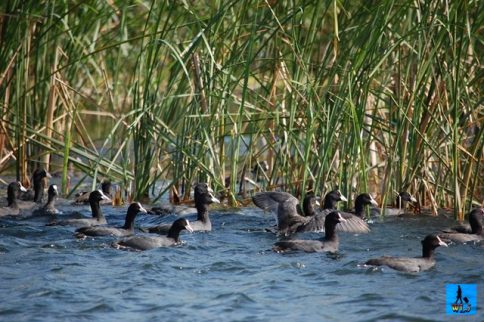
[446,284,477,315]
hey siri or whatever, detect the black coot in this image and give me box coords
[365,234,448,272]
[112,218,193,251]
[75,202,147,238]
[370,191,417,216]
[74,179,112,204]
[17,168,51,207]
[47,190,111,227]
[345,193,379,218]
[142,183,220,233]
[252,191,370,235]
[301,189,348,217]
[31,184,62,216]
[272,211,347,253]
[0,182,28,216]
[439,208,483,243]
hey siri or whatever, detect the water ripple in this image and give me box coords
[0,206,480,321]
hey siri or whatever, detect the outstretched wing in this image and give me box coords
[297,210,370,233]
[252,191,298,212]
[252,192,308,234]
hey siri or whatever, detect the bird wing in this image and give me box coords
[76,226,126,237]
[252,191,298,212]
[443,224,471,234]
[366,256,427,272]
[273,239,325,253]
[296,211,370,233]
[141,224,171,234]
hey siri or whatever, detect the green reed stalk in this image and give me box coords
[0,0,481,211]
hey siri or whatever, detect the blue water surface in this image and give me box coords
[0,195,482,321]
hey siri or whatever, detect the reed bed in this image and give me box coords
[0,0,482,219]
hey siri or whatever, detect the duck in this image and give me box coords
[112,218,193,251]
[439,208,483,243]
[370,191,417,216]
[31,184,62,216]
[75,202,147,238]
[252,191,370,235]
[47,190,111,227]
[272,211,347,253]
[365,234,448,272]
[0,182,28,216]
[141,183,220,234]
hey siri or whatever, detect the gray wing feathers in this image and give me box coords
[297,212,370,233]
[253,191,370,234]
[252,192,298,212]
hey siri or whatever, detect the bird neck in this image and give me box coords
[123,215,134,230]
[324,223,338,242]
[394,196,406,209]
[422,245,435,259]
[33,182,44,203]
[7,188,16,207]
[90,201,104,219]
[469,215,482,234]
[45,193,56,209]
[167,226,181,242]
[196,204,210,222]
[303,201,316,216]
[122,212,137,230]
[8,199,18,209]
[323,197,337,210]
[354,200,366,217]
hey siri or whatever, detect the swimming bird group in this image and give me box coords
[0,173,218,252]
[1,170,482,273]
[252,189,482,272]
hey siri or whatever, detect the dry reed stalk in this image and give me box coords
[42,47,59,172]
[0,67,13,168]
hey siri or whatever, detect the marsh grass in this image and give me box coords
[0,0,482,219]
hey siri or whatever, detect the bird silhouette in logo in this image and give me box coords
[455,285,463,304]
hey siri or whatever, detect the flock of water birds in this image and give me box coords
[1,168,483,274]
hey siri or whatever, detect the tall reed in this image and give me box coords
[0,0,481,219]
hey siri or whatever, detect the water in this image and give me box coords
[0,200,483,321]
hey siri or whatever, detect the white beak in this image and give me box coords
[19,182,28,192]
[339,192,348,202]
[185,221,194,233]
[209,192,220,204]
[370,195,378,207]
[99,189,112,202]
[437,236,448,247]
[337,212,347,222]
[138,202,148,214]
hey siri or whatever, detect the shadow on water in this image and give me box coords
[0,191,482,321]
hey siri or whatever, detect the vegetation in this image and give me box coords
[0,0,482,219]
